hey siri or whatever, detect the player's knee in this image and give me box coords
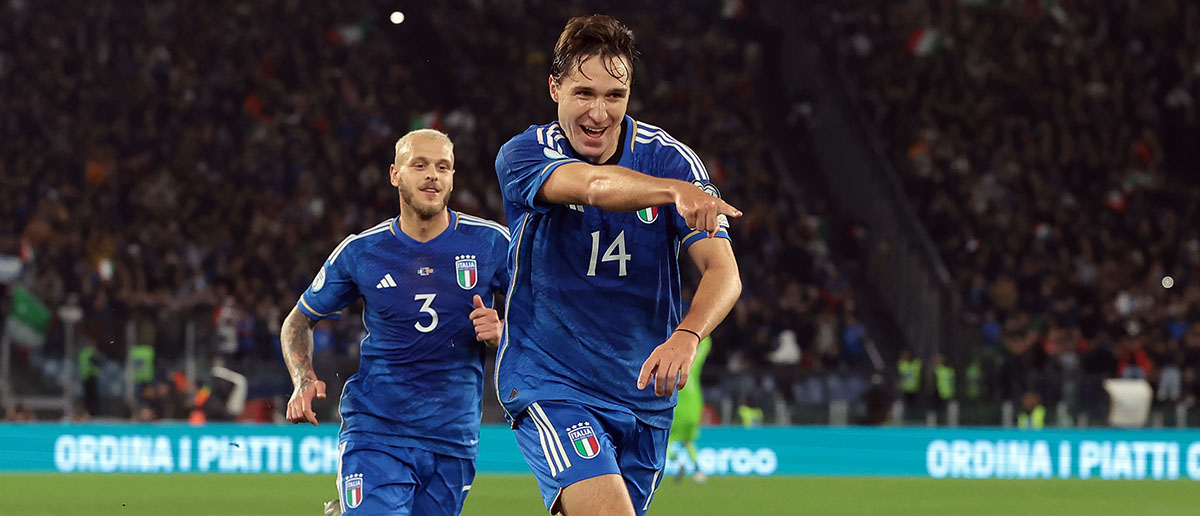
[558,474,636,516]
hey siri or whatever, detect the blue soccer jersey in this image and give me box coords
[494,115,730,429]
[297,211,510,459]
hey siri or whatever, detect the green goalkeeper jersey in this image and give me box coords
[673,336,712,425]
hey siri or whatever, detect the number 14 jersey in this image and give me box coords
[296,211,510,458]
[494,115,731,429]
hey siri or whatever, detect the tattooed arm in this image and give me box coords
[282,306,327,425]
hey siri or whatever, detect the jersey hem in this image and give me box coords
[502,394,674,430]
[337,431,478,460]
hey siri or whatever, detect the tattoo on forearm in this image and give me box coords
[281,308,318,388]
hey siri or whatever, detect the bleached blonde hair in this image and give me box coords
[394,128,453,163]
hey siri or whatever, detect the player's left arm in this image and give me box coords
[638,237,741,396]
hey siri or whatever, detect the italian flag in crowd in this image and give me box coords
[906,27,944,57]
[6,285,50,347]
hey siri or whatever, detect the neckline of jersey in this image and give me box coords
[389,210,458,246]
[601,115,632,166]
[557,115,634,167]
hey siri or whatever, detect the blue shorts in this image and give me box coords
[336,441,475,516]
[512,400,668,515]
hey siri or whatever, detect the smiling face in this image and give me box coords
[549,53,631,164]
[389,133,454,220]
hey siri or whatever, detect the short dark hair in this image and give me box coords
[551,14,638,84]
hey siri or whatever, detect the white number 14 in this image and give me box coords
[587,230,631,277]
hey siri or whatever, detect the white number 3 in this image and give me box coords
[414,293,438,332]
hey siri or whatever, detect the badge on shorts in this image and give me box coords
[343,473,364,509]
[567,422,601,459]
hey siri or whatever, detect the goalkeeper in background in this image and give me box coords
[668,335,712,483]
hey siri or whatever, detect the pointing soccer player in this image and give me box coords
[494,15,742,516]
[281,129,510,515]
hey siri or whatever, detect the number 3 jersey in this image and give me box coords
[296,211,510,459]
[494,115,731,429]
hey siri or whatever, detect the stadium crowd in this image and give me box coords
[1,1,859,422]
[828,0,1200,421]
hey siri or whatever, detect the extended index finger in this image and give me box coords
[637,355,659,390]
[720,199,743,218]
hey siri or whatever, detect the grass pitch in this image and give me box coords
[1,474,1197,515]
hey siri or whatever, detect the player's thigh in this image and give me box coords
[512,401,626,513]
[337,441,419,515]
[412,453,476,516]
[559,473,635,516]
[617,423,669,516]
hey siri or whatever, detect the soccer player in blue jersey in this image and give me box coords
[494,15,742,516]
[281,129,510,516]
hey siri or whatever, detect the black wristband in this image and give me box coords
[674,328,702,343]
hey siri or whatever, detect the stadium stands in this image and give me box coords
[1,1,857,424]
[6,0,1196,429]
[824,0,1200,424]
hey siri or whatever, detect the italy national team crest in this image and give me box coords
[343,473,364,509]
[455,255,478,290]
[636,206,659,224]
[567,422,601,459]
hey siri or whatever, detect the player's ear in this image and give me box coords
[548,75,559,103]
[389,164,400,187]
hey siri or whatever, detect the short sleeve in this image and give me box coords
[495,126,583,213]
[649,133,731,249]
[296,237,361,320]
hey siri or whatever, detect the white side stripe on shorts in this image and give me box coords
[529,407,563,476]
[337,441,348,513]
[462,484,472,492]
[531,403,572,469]
[642,468,663,511]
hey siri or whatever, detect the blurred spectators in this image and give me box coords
[829,0,1200,421]
[4,403,35,422]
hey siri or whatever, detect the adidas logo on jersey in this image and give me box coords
[375,273,397,289]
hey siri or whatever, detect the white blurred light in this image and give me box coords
[1162,276,1174,289]
[390,11,405,24]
